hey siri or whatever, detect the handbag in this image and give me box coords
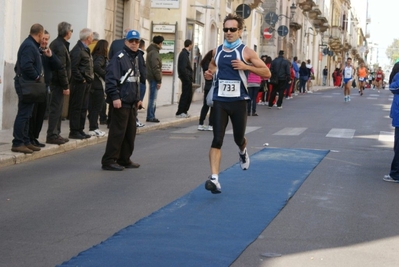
[19,76,47,103]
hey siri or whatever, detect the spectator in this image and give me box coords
[46,21,72,145]
[146,35,164,123]
[88,31,100,53]
[136,38,147,128]
[306,59,314,93]
[101,30,142,171]
[198,49,214,131]
[298,61,310,94]
[292,56,299,95]
[68,28,94,139]
[29,30,62,147]
[247,70,262,116]
[268,50,290,109]
[12,24,47,153]
[88,39,108,137]
[176,39,194,118]
[322,66,328,86]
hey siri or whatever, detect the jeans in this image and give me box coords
[299,77,307,93]
[390,127,399,180]
[146,80,158,120]
[323,75,327,86]
[140,83,146,101]
[12,99,35,147]
[247,86,260,114]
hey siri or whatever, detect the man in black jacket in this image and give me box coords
[29,30,62,147]
[101,30,143,171]
[68,28,94,139]
[12,24,48,153]
[268,50,290,109]
[176,39,194,117]
[46,21,73,145]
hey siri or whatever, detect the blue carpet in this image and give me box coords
[58,148,328,267]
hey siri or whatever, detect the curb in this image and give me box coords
[0,116,199,169]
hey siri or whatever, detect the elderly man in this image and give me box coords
[101,30,143,171]
[68,28,94,139]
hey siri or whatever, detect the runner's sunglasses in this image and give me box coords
[223,27,239,33]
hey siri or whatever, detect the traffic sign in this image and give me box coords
[236,4,251,19]
[263,28,272,39]
[264,12,279,25]
[277,25,289,37]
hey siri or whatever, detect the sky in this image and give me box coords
[361,0,399,66]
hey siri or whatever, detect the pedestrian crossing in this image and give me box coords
[172,126,394,142]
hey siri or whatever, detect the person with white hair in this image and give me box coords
[68,28,94,139]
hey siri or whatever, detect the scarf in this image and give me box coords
[223,38,242,50]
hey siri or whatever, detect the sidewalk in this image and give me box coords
[0,101,204,169]
[0,85,330,169]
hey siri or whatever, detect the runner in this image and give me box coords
[357,62,368,96]
[203,13,270,194]
[375,66,384,93]
[342,57,354,102]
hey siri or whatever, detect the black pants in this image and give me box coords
[211,100,247,149]
[88,89,105,131]
[199,89,214,126]
[101,106,137,166]
[29,100,47,140]
[47,85,64,139]
[176,78,193,115]
[69,82,90,134]
[268,80,287,107]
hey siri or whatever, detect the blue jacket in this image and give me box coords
[105,46,140,107]
[292,60,299,78]
[389,73,399,126]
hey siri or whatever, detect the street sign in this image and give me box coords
[277,25,289,37]
[263,28,272,39]
[264,12,279,25]
[236,4,251,19]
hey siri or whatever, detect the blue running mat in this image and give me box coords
[58,148,329,267]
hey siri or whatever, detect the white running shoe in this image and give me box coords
[198,125,206,131]
[206,125,213,131]
[205,176,221,194]
[136,121,145,127]
[88,129,106,137]
[383,175,399,183]
[239,149,250,170]
[176,113,190,118]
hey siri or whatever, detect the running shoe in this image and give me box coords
[88,129,106,137]
[198,125,206,131]
[383,175,399,183]
[239,149,250,170]
[205,176,221,194]
[206,125,213,131]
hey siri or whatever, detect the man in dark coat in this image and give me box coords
[176,39,194,117]
[268,50,290,109]
[68,28,94,139]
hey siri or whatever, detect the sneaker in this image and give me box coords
[344,96,348,102]
[383,175,399,183]
[277,106,282,109]
[176,113,190,118]
[206,125,213,131]
[198,125,206,131]
[239,149,250,170]
[205,176,221,194]
[136,121,145,127]
[88,129,106,137]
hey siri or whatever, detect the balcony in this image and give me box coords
[307,5,321,19]
[298,0,315,12]
[319,23,329,33]
[289,21,302,31]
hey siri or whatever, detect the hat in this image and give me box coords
[279,50,284,55]
[126,30,140,41]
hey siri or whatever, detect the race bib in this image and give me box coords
[218,80,241,97]
[377,74,382,78]
[344,69,352,79]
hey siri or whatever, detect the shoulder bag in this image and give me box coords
[19,76,47,103]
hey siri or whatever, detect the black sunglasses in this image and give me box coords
[223,27,239,33]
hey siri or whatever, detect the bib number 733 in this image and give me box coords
[218,79,241,97]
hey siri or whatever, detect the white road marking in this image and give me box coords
[273,127,307,136]
[326,128,355,138]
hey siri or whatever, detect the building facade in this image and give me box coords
[0,0,369,130]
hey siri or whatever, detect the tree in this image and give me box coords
[386,39,399,64]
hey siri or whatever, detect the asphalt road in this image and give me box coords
[1,88,398,267]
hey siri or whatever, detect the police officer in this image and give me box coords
[101,30,143,171]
